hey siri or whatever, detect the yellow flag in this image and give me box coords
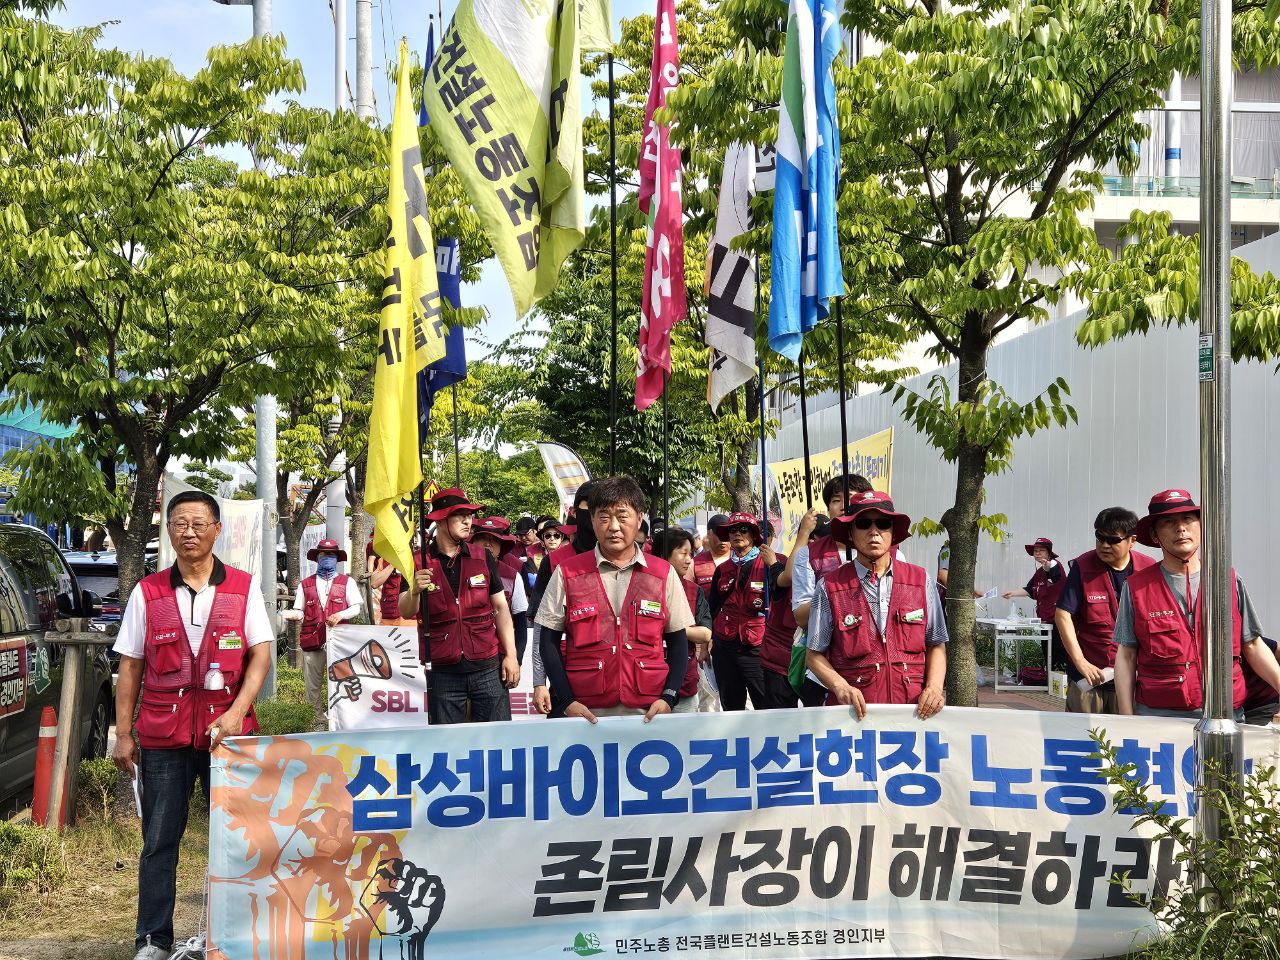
[367,41,447,580]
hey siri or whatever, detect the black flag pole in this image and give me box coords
[662,371,670,525]
[796,349,814,510]
[416,472,431,663]
[833,297,852,558]
[608,53,619,476]
[755,265,770,615]
[450,382,462,487]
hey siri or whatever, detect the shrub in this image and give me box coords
[77,757,119,822]
[255,698,315,736]
[0,821,66,894]
[1094,733,1280,960]
[274,658,307,705]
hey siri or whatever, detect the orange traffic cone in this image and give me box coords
[32,706,65,827]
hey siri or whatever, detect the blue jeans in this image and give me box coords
[136,746,210,951]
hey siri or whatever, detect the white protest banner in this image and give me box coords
[160,473,262,577]
[327,624,540,730]
[209,707,1280,960]
[537,441,592,519]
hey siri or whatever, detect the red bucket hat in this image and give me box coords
[306,538,348,562]
[1023,537,1058,560]
[425,487,485,523]
[557,523,577,538]
[472,515,518,556]
[712,512,764,546]
[831,490,912,546]
[1135,489,1201,548]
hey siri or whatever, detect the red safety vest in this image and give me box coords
[1127,563,1245,712]
[1029,563,1066,623]
[561,550,671,709]
[710,554,768,647]
[299,573,350,651]
[678,578,701,698]
[761,555,796,677]
[134,566,258,750]
[417,544,499,666]
[379,570,402,621]
[1069,551,1156,669]
[692,549,719,588]
[824,560,929,705]
[548,542,581,574]
[807,534,843,582]
[498,551,525,590]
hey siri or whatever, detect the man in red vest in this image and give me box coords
[399,488,519,724]
[805,491,947,719]
[650,525,714,713]
[1053,507,1154,713]
[289,538,363,728]
[536,476,694,721]
[1113,489,1280,718]
[691,513,731,588]
[472,515,530,662]
[111,490,273,960]
[707,512,775,710]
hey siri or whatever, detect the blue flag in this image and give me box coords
[418,238,467,444]
[768,0,844,363]
[418,18,435,128]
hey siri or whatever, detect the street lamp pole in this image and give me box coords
[1195,0,1243,867]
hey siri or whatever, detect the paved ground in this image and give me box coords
[978,686,1066,711]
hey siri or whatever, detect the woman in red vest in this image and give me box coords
[111,490,274,960]
[289,538,362,728]
[650,525,713,713]
[1003,537,1066,621]
[707,512,775,711]
[472,515,530,663]
[804,491,948,720]
[398,488,519,724]
[1113,489,1280,719]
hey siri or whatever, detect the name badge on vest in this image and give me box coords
[1087,594,1108,603]
[749,581,765,592]
[156,629,179,644]
[568,603,597,622]
[469,573,487,588]
[638,599,663,618]
[900,609,925,624]
[218,631,244,650]
[842,614,861,628]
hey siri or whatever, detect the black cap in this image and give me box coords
[707,513,730,531]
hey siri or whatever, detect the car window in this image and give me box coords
[0,529,73,628]
[0,555,25,636]
[35,537,79,620]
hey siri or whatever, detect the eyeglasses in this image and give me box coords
[167,520,214,535]
[1094,532,1128,545]
[541,531,564,542]
[853,517,895,531]
[726,526,754,536]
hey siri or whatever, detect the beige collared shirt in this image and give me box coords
[535,545,695,634]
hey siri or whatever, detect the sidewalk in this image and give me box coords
[977,686,1065,712]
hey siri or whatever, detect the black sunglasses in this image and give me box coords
[854,517,895,531]
[726,525,755,536]
[1095,532,1128,545]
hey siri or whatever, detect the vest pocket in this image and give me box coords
[741,617,766,648]
[566,659,610,704]
[136,689,188,747]
[1141,618,1188,662]
[620,653,667,706]
[1137,662,1200,711]
[150,630,184,676]
[895,614,926,655]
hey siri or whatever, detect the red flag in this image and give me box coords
[634,0,685,411]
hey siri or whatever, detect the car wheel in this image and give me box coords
[84,690,110,759]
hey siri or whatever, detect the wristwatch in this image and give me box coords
[661,688,679,708]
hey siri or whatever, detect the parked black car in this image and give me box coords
[0,524,113,817]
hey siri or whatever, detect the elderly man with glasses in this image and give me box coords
[111,490,275,960]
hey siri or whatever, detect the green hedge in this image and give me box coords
[255,698,314,736]
[0,821,66,893]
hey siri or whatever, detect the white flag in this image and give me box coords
[705,142,761,411]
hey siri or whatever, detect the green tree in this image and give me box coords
[0,10,388,597]
[672,0,1280,704]
[183,464,234,496]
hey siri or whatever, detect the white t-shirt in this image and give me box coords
[113,564,274,661]
[291,574,364,620]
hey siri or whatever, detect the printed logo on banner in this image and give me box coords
[327,628,420,715]
[360,857,446,957]
[566,931,605,956]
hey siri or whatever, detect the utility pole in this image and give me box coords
[212,0,278,695]
[1196,0,1242,870]
[357,0,374,121]
[325,0,349,565]
[1165,73,1182,182]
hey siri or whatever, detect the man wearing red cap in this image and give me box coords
[707,512,775,711]
[1053,507,1154,713]
[289,539,363,727]
[805,491,947,719]
[536,476,693,721]
[691,514,732,588]
[399,488,519,724]
[471,516,530,662]
[1113,489,1280,719]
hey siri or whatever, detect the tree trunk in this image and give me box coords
[941,328,991,708]
[112,452,164,602]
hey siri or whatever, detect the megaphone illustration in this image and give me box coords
[329,639,393,685]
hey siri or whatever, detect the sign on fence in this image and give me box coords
[208,707,1280,960]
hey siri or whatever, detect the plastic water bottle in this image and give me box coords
[203,661,226,692]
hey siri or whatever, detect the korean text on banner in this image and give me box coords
[326,624,539,729]
[537,442,593,519]
[769,0,844,363]
[423,0,585,318]
[634,0,685,412]
[367,41,446,582]
[209,707,1280,960]
[159,473,262,578]
[752,428,893,548]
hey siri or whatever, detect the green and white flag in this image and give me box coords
[423,0,585,318]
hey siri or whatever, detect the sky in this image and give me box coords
[50,0,652,358]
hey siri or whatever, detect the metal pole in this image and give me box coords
[356,0,374,121]
[1195,0,1242,860]
[451,382,462,488]
[417,480,431,663]
[246,0,279,699]
[335,0,346,108]
[1165,72,1182,182]
[833,299,852,501]
[326,0,349,566]
[608,53,619,476]
[662,373,670,525]
[756,265,771,614]
[797,350,814,509]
